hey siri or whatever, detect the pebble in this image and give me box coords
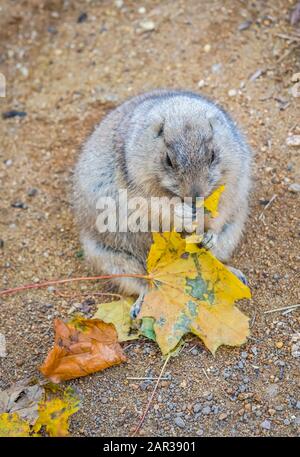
[139,20,155,32]
[4,159,13,166]
[11,201,28,209]
[191,348,199,356]
[238,20,252,31]
[211,63,222,73]
[2,110,27,119]
[47,286,56,293]
[196,429,204,436]
[193,403,202,413]
[249,69,263,81]
[219,412,228,421]
[204,44,211,53]
[288,183,300,193]
[77,12,87,23]
[223,367,232,379]
[198,79,206,88]
[291,72,300,83]
[174,416,186,428]
[202,406,211,415]
[27,187,38,197]
[286,135,300,147]
[0,239,4,249]
[228,89,237,97]
[283,418,290,426]
[260,419,271,430]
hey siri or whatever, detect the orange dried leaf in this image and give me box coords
[40,317,126,382]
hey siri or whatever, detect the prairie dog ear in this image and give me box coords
[153,118,165,138]
[206,112,224,132]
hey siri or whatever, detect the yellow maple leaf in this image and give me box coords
[33,388,79,437]
[138,232,251,355]
[0,412,30,437]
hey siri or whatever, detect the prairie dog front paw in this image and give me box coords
[200,230,218,250]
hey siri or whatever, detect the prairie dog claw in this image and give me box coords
[227,266,248,286]
[200,230,218,250]
[130,289,146,319]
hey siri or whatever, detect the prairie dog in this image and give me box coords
[73,90,252,298]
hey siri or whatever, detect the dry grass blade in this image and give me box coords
[264,304,300,314]
[131,355,171,436]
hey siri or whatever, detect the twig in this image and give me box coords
[0,273,150,297]
[132,355,171,436]
[258,194,277,220]
[250,310,257,328]
[276,33,300,42]
[276,45,299,64]
[202,368,210,380]
[264,304,300,314]
[127,377,169,381]
[54,289,124,300]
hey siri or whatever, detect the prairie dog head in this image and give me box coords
[124,94,247,200]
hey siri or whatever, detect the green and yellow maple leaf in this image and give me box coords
[138,232,251,355]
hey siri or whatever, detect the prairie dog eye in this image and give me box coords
[210,149,217,164]
[166,152,174,168]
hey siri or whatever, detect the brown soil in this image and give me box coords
[0,0,299,437]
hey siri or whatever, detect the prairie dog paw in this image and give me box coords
[130,287,147,319]
[200,230,218,250]
[227,266,248,286]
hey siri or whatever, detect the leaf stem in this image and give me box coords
[0,273,150,297]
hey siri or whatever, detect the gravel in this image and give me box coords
[174,416,186,428]
[261,420,271,430]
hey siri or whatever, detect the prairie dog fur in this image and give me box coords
[73,89,252,296]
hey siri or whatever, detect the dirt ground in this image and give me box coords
[0,0,299,437]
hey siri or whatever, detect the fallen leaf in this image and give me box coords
[94,297,139,341]
[140,317,156,341]
[0,383,79,437]
[33,387,79,437]
[0,380,43,425]
[139,232,251,355]
[40,316,126,382]
[0,413,30,437]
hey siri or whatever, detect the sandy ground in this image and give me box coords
[0,0,299,437]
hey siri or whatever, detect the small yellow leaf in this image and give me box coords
[204,185,225,217]
[94,298,139,341]
[34,389,79,437]
[0,413,30,437]
[185,185,225,244]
